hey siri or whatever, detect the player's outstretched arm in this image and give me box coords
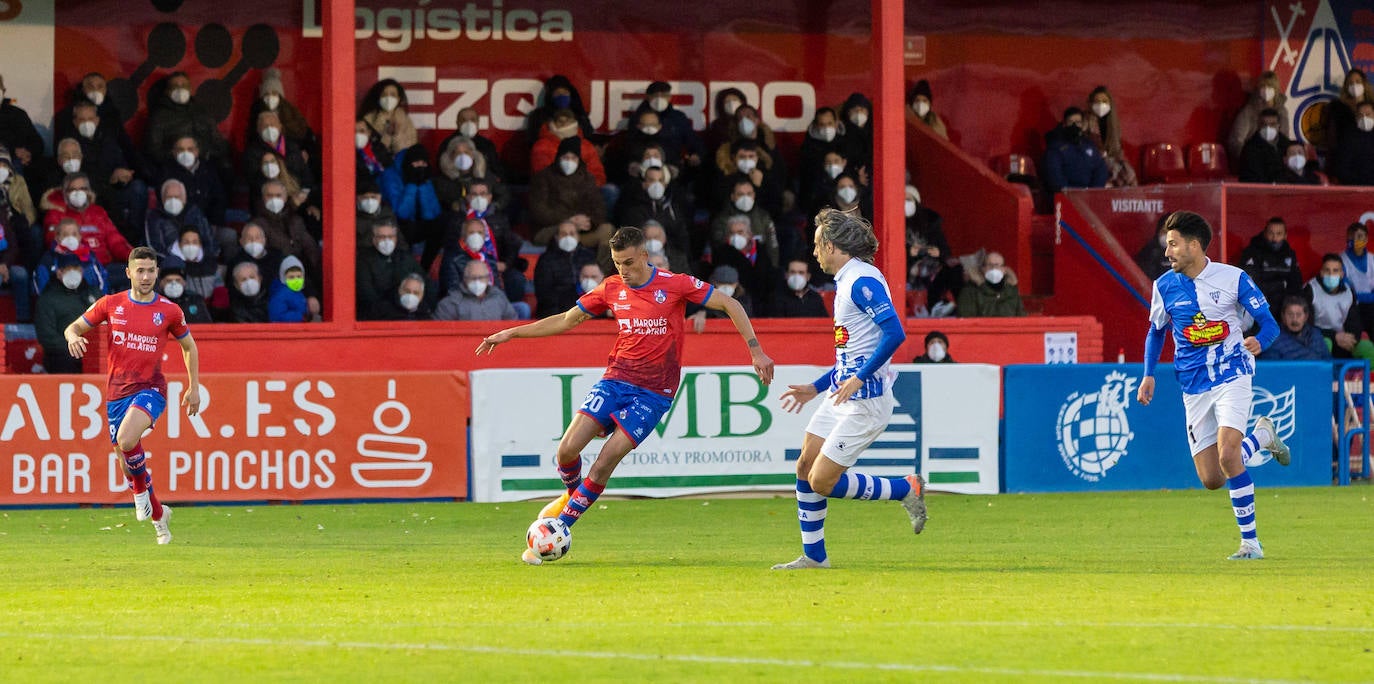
[64,317,94,360]
[705,288,774,385]
[178,333,201,416]
[476,306,593,355]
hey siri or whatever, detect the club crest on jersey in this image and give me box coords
[1209,291,1220,303]
[834,325,850,348]
[690,276,703,288]
[1183,311,1229,346]
[618,290,628,300]
[152,312,164,326]
[654,289,666,304]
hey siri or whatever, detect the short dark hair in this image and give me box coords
[609,226,646,251]
[924,330,949,348]
[1062,106,1084,120]
[1322,252,1343,267]
[1280,295,1308,313]
[1266,216,1285,227]
[129,246,158,264]
[1163,211,1212,250]
[1259,107,1280,120]
[1348,222,1367,238]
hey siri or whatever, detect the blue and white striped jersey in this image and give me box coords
[822,258,902,399]
[1148,259,1275,394]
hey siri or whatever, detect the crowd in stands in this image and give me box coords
[4,65,1374,372]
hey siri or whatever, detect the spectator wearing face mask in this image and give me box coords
[254,180,321,295]
[0,75,48,178]
[957,251,1025,318]
[380,143,443,268]
[41,173,132,283]
[0,175,34,321]
[390,273,433,321]
[357,221,422,321]
[1043,107,1109,194]
[243,110,315,195]
[827,172,871,222]
[705,89,748,156]
[607,110,671,186]
[441,180,525,305]
[35,253,100,373]
[434,135,497,214]
[768,258,828,318]
[639,220,691,276]
[229,221,283,295]
[710,178,780,266]
[158,136,227,227]
[1082,86,1137,188]
[907,80,948,140]
[528,136,611,251]
[1304,253,1373,359]
[617,165,691,264]
[358,79,418,155]
[531,108,607,186]
[67,100,146,243]
[355,178,400,247]
[228,261,270,323]
[711,215,777,307]
[1339,222,1374,341]
[702,264,754,319]
[354,119,394,189]
[144,179,210,261]
[1227,71,1288,162]
[524,75,596,146]
[53,73,135,159]
[170,227,220,305]
[0,146,37,226]
[33,217,108,297]
[534,219,596,318]
[1238,217,1303,319]
[799,108,850,217]
[715,138,784,223]
[631,81,704,174]
[452,107,505,182]
[434,259,517,321]
[839,92,874,170]
[39,139,84,211]
[913,331,956,364]
[246,69,319,172]
[1276,141,1321,185]
[157,263,212,324]
[268,255,311,323]
[1238,109,1293,183]
[144,72,230,183]
[1325,69,1374,156]
[1331,101,1374,187]
[439,217,506,299]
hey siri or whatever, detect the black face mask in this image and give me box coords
[1063,125,1083,142]
[404,163,430,184]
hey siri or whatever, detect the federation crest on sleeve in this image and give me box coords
[152,312,164,326]
[654,289,666,303]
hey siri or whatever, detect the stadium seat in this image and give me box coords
[991,153,1037,180]
[1141,143,1187,184]
[1187,143,1228,179]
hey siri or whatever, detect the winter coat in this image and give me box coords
[32,245,108,296]
[144,204,212,262]
[533,241,596,319]
[1227,92,1290,161]
[1331,127,1374,187]
[143,96,229,165]
[268,278,309,322]
[1238,132,1292,183]
[527,163,606,230]
[159,159,228,226]
[1238,233,1303,313]
[41,203,131,265]
[361,107,419,155]
[1043,126,1109,193]
[34,277,101,352]
[1258,325,1330,361]
[380,147,442,222]
[355,246,423,321]
[957,272,1026,318]
[433,287,517,321]
[530,129,607,185]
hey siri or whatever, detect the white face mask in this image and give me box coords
[738,118,757,137]
[163,197,184,216]
[459,121,479,139]
[1350,83,1366,99]
[646,182,665,201]
[736,157,757,173]
[729,233,750,251]
[60,236,81,251]
[927,342,947,362]
[467,279,488,296]
[1360,116,1374,133]
[465,232,486,251]
[355,132,369,150]
[265,196,285,213]
[170,88,191,105]
[62,159,82,174]
[642,156,663,169]
[67,190,89,209]
[825,164,843,179]
[0,166,9,184]
[914,101,931,117]
[717,284,736,298]
[1092,102,1111,118]
[61,270,84,290]
[850,111,868,127]
[163,281,184,299]
[639,125,661,136]
[400,292,421,312]
[723,99,741,116]
[649,96,669,112]
[176,150,197,169]
[646,238,664,254]
[984,267,1005,285]
[359,197,380,214]
[262,162,280,179]
[455,152,474,171]
[376,238,396,256]
[1286,155,1307,173]
[905,199,917,218]
[734,195,754,212]
[1260,126,1278,142]
[468,195,490,214]
[579,277,600,293]
[261,127,281,145]
[817,126,836,142]
[558,235,578,253]
[243,241,266,258]
[837,186,858,204]
[86,90,105,106]
[181,243,203,262]
[1259,86,1276,102]
[559,159,579,175]
[263,94,280,111]
[77,121,97,139]
[379,95,399,112]
[787,273,808,291]
[238,278,261,296]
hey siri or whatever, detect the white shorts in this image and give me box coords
[804,389,895,467]
[1181,375,1252,456]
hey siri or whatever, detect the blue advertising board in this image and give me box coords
[1004,363,1331,492]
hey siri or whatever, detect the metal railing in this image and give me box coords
[1335,360,1371,486]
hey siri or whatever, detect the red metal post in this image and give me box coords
[323,0,356,325]
[873,0,906,316]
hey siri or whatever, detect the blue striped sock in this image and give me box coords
[1227,470,1258,541]
[1239,434,1267,467]
[795,479,827,563]
[557,478,605,528]
[828,472,912,500]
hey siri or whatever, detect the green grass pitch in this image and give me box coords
[2,487,1371,682]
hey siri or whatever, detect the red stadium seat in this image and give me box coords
[991,153,1038,180]
[1187,143,1228,179]
[1141,143,1187,184]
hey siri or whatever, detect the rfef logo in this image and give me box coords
[1056,371,1138,482]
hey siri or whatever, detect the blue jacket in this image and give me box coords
[268,278,308,322]
[1043,128,1109,193]
[1259,325,1331,361]
[380,147,442,222]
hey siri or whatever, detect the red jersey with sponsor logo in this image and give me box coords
[81,292,190,400]
[577,268,713,396]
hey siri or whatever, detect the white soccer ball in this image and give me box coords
[526,517,572,562]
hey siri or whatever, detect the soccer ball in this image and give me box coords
[526,517,572,562]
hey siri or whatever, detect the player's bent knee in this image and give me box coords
[1201,477,1225,490]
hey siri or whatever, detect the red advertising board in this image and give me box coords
[0,372,469,505]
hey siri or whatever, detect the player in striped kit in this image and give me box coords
[1137,211,1290,560]
[772,208,927,570]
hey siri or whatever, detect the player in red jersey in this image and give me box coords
[64,247,201,545]
[477,226,775,564]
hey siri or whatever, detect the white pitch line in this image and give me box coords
[0,632,1339,684]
